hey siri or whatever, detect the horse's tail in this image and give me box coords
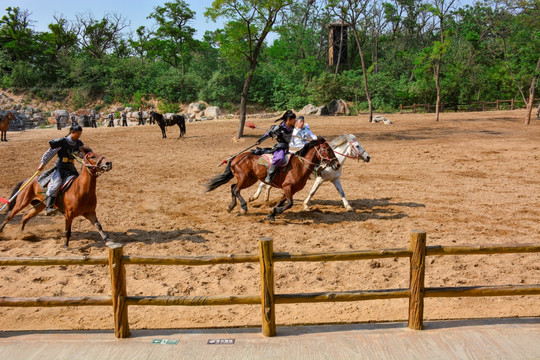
[7,179,25,211]
[205,160,234,192]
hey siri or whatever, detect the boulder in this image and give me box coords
[299,104,319,115]
[54,109,70,117]
[328,99,350,116]
[316,106,329,116]
[188,102,203,114]
[204,106,221,120]
[372,115,393,125]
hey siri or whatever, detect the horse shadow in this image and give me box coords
[77,227,213,249]
[0,214,213,248]
[271,197,425,225]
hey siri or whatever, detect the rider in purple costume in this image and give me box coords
[256,110,297,184]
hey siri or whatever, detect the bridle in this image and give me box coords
[297,141,337,173]
[77,152,106,177]
[333,139,367,161]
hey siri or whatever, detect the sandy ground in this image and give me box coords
[0,110,539,331]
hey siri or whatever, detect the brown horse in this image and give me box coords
[0,112,16,142]
[205,138,339,221]
[0,150,113,247]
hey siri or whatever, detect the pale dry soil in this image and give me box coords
[0,110,538,331]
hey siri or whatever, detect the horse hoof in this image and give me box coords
[267,214,275,222]
[240,208,247,215]
[303,205,311,211]
[346,206,354,212]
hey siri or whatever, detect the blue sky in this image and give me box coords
[2,0,221,39]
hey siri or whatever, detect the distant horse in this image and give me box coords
[150,111,186,139]
[0,149,113,247]
[0,112,16,142]
[205,138,339,221]
[250,134,370,211]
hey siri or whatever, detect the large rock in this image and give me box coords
[372,115,393,125]
[54,109,69,117]
[299,104,319,115]
[316,106,329,116]
[204,106,221,120]
[328,99,350,116]
[188,102,203,115]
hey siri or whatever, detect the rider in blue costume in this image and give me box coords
[256,110,297,184]
[37,123,86,215]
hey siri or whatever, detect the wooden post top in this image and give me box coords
[107,242,123,250]
[259,237,273,243]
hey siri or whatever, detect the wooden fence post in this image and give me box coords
[408,230,426,330]
[511,98,515,110]
[259,237,276,337]
[108,243,130,338]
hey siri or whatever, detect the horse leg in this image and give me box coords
[64,216,73,248]
[303,176,325,211]
[268,190,293,221]
[177,123,182,138]
[249,182,265,202]
[227,184,238,212]
[230,184,248,214]
[84,213,110,243]
[0,191,36,233]
[19,201,46,233]
[332,178,353,211]
[160,125,166,139]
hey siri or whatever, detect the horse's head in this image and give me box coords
[346,134,370,163]
[315,137,340,171]
[82,150,112,176]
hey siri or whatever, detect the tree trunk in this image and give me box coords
[435,59,441,122]
[524,56,540,125]
[351,28,373,122]
[237,68,255,139]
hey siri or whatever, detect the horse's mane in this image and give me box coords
[330,134,356,148]
[295,137,325,157]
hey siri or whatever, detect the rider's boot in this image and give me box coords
[45,196,58,216]
[265,165,277,184]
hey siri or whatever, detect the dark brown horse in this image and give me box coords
[205,138,339,221]
[0,112,16,142]
[150,111,186,139]
[0,149,113,247]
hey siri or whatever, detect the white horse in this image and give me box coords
[249,134,370,211]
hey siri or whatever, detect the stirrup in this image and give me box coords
[45,207,58,216]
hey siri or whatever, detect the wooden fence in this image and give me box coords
[0,231,539,338]
[399,99,540,113]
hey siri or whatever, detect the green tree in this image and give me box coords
[147,0,197,75]
[206,0,293,139]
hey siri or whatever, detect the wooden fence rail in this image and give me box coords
[0,231,539,338]
[399,98,540,113]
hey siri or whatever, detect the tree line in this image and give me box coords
[0,0,538,136]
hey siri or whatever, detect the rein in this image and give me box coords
[296,142,333,173]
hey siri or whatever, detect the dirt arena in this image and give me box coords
[0,110,539,331]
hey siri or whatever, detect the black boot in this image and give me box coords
[45,196,58,216]
[265,165,277,184]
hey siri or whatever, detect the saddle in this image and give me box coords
[37,168,77,194]
[257,153,292,168]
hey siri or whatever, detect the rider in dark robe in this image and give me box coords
[256,110,296,184]
[37,123,86,215]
